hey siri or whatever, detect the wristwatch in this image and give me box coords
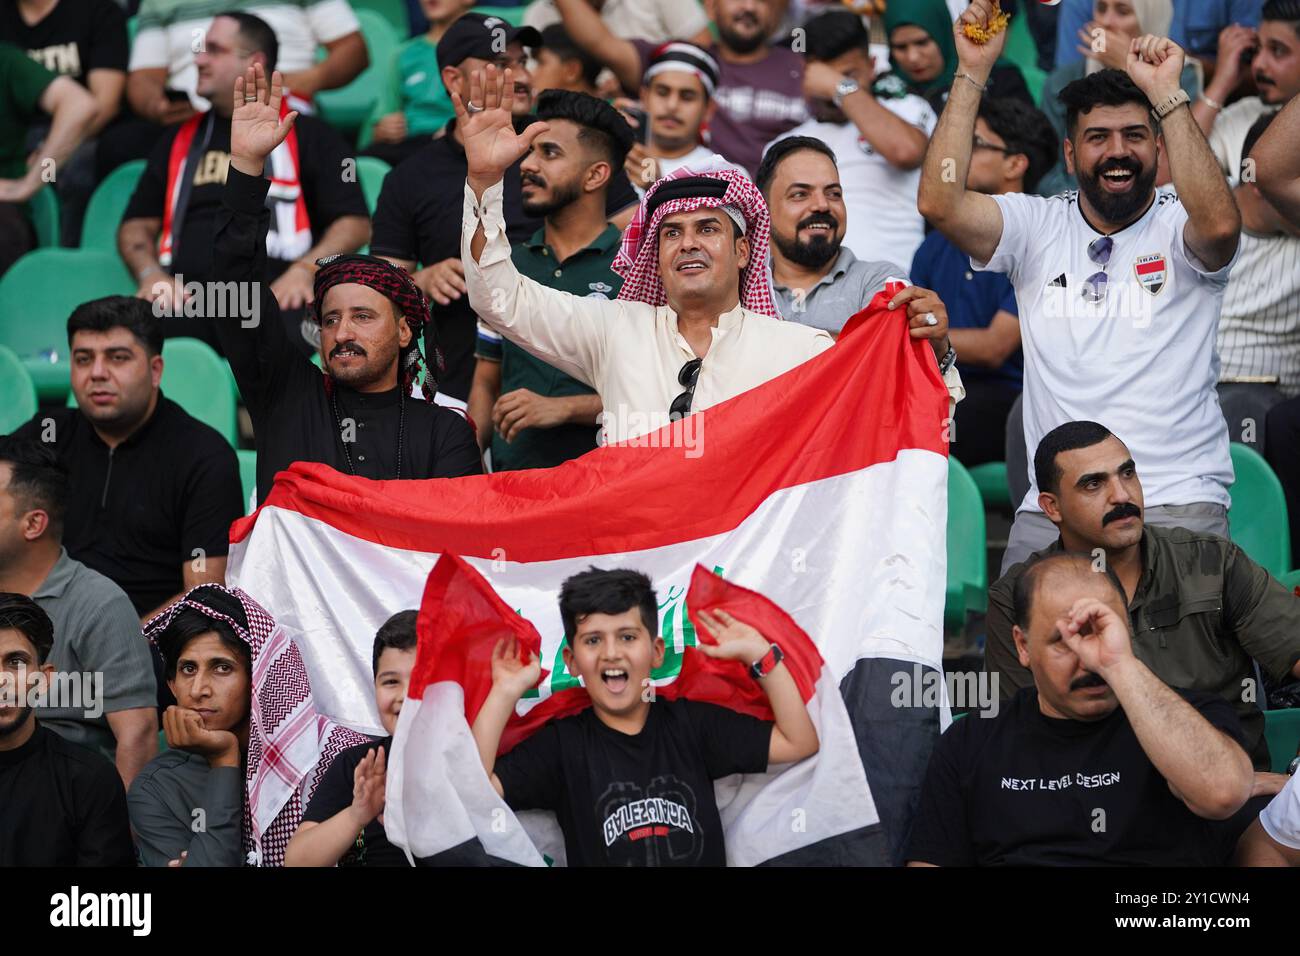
[937,344,957,376]
[1287,754,1300,777]
[750,643,784,680]
[833,77,861,108]
[1151,88,1191,120]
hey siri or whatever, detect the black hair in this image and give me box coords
[372,609,418,675]
[755,135,838,196]
[1033,420,1118,496]
[1058,68,1154,139]
[1262,0,1300,34]
[1012,552,1129,632]
[540,23,602,87]
[1242,111,1277,171]
[66,295,164,357]
[803,9,870,61]
[158,607,251,681]
[977,96,1060,194]
[535,89,635,172]
[0,593,54,665]
[215,9,279,72]
[559,567,657,645]
[0,436,67,534]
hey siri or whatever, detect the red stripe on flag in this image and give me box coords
[410,555,826,754]
[1135,260,1164,275]
[229,288,949,563]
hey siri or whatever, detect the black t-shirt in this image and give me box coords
[0,0,127,85]
[12,397,244,615]
[302,736,410,867]
[905,686,1249,867]
[369,117,639,401]
[124,111,368,284]
[0,722,135,866]
[495,699,771,866]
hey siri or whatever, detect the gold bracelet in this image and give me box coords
[953,71,987,93]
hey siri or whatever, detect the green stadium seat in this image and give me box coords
[127,14,137,46]
[471,6,526,27]
[316,10,402,135]
[237,448,257,514]
[0,345,38,433]
[158,338,240,446]
[354,0,409,34]
[1280,569,1300,592]
[27,187,61,248]
[1264,708,1300,773]
[1228,442,1292,580]
[1004,11,1047,107]
[81,159,146,252]
[966,460,1012,510]
[0,249,134,401]
[947,457,988,631]
[356,156,390,216]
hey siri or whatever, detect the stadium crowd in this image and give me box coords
[1,0,1300,867]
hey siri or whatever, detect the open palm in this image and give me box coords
[454,65,548,187]
[231,62,298,171]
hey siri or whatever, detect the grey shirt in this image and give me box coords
[33,548,157,759]
[127,749,243,867]
[772,247,908,334]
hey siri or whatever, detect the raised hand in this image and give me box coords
[953,0,1010,78]
[693,608,771,664]
[1126,34,1186,102]
[453,65,549,195]
[1054,597,1134,677]
[163,705,240,768]
[489,635,541,700]
[230,61,299,177]
[349,746,387,827]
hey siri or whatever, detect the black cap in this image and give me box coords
[436,12,542,69]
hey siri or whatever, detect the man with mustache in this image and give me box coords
[920,3,1242,572]
[908,551,1256,867]
[1203,1,1300,188]
[213,63,482,505]
[550,0,807,176]
[467,91,632,471]
[983,420,1300,774]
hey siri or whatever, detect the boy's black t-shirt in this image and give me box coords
[495,698,772,866]
[302,736,411,867]
[905,686,1249,867]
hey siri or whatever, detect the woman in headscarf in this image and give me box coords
[1037,0,1201,194]
[884,0,1035,113]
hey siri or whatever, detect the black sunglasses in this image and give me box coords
[1082,235,1113,304]
[669,357,703,421]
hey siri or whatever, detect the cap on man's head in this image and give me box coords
[436,12,542,69]
[644,42,721,98]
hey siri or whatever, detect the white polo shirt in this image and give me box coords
[1260,770,1300,851]
[771,89,936,268]
[974,188,1236,514]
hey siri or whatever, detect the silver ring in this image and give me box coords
[923,312,938,327]
[465,101,485,113]
[244,94,257,102]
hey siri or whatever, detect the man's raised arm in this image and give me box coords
[915,1,1007,264]
[1253,93,1300,228]
[458,66,611,388]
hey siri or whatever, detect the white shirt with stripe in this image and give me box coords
[1216,228,1300,397]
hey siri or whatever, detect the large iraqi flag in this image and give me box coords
[226,289,952,865]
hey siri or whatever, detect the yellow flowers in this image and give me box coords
[962,4,1011,44]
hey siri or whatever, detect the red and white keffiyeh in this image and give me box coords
[144,585,368,867]
[613,156,778,317]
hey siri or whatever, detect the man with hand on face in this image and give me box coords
[984,421,1300,773]
[472,567,819,866]
[0,594,135,866]
[908,552,1256,867]
[468,91,630,471]
[919,3,1242,573]
[213,63,481,506]
[461,66,952,443]
[286,610,418,867]
[619,42,720,195]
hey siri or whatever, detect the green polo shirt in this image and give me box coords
[476,223,622,472]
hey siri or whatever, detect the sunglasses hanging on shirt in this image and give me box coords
[1082,235,1114,304]
[669,357,703,421]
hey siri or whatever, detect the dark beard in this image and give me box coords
[521,178,583,218]
[1077,160,1157,224]
[773,228,841,270]
[716,20,765,55]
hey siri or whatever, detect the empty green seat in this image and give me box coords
[947,456,988,631]
[1228,442,1292,580]
[27,187,61,248]
[237,448,257,514]
[0,345,38,433]
[356,156,391,216]
[158,338,240,446]
[966,460,1012,510]
[317,10,402,135]
[1264,708,1300,773]
[471,6,526,27]
[81,159,146,252]
[0,249,134,401]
